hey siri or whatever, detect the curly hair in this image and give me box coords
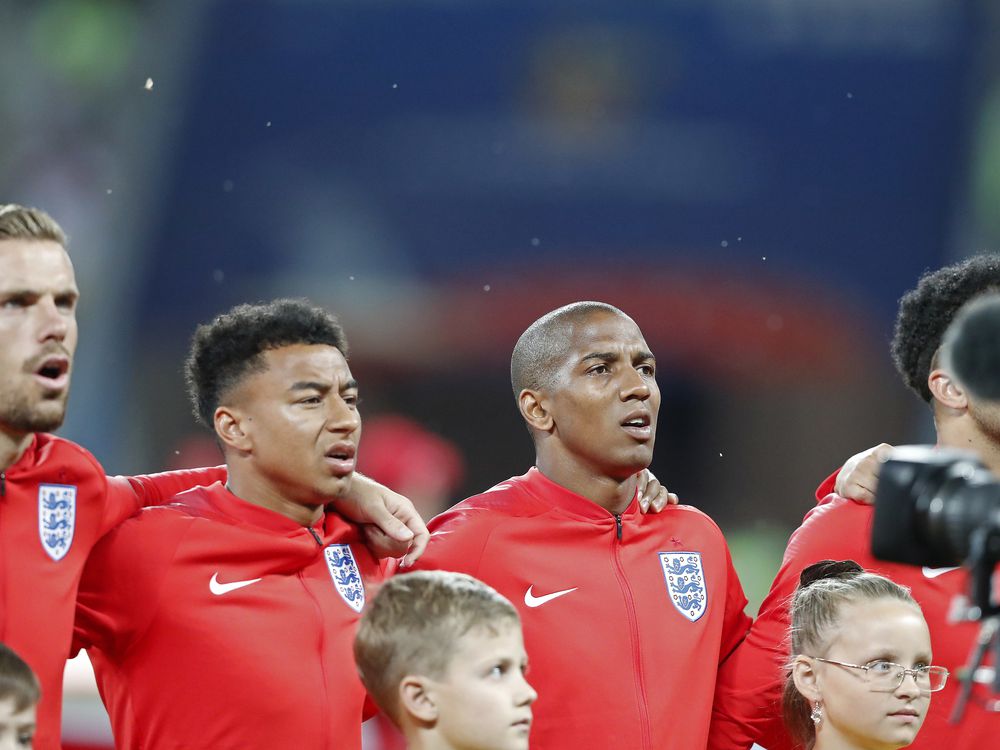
[891,254,1000,403]
[185,298,348,427]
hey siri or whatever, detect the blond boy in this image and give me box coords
[355,571,537,750]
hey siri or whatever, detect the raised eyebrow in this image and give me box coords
[341,378,359,392]
[635,351,656,364]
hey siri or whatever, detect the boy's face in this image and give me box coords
[0,696,36,749]
[429,621,536,750]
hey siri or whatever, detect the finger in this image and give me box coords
[873,443,895,463]
[400,528,429,567]
[845,484,876,505]
[641,477,661,502]
[651,489,679,513]
[367,502,415,543]
[639,495,650,513]
[635,469,649,494]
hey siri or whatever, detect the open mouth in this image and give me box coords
[324,443,357,476]
[33,356,70,390]
[621,412,652,439]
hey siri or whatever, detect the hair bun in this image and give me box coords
[799,559,864,588]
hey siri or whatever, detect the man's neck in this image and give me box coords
[0,429,33,473]
[936,415,1000,475]
[535,454,639,515]
[225,469,325,527]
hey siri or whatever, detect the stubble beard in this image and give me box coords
[1,387,68,435]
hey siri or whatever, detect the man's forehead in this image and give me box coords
[261,343,352,379]
[0,239,75,285]
[563,312,648,351]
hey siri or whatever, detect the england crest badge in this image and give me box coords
[324,544,365,613]
[659,551,707,622]
[38,484,77,561]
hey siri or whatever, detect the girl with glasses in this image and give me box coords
[783,560,948,750]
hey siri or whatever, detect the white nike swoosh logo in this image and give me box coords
[209,572,263,596]
[524,585,578,608]
[921,566,960,579]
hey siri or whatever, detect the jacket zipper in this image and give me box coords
[307,527,323,546]
[611,516,651,749]
[1,472,5,497]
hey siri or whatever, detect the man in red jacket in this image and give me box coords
[74,299,386,749]
[0,205,425,749]
[709,255,1000,750]
[413,301,752,750]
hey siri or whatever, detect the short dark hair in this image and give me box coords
[185,299,348,427]
[0,642,40,712]
[510,301,626,399]
[892,254,1000,403]
[0,204,67,245]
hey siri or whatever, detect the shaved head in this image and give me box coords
[511,301,631,399]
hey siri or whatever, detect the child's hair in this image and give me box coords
[782,560,920,749]
[0,643,40,711]
[354,570,520,723]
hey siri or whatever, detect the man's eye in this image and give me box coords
[638,364,655,376]
[588,365,609,375]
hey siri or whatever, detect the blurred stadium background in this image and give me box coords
[4,0,1000,745]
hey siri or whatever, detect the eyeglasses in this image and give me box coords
[810,657,949,693]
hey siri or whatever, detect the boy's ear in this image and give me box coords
[214,405,252,452]
[518,389,553,432]
[399,675,438,724]
[791,655,822,703]
[928,368,968,411]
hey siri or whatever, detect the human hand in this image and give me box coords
[637,468,679,513]
[834,443,894,504]
[337,473,429,566]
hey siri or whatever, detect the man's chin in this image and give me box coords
[2,404,67,435]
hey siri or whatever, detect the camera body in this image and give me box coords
[871,445,1000,569]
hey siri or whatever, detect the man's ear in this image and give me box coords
[399,675,438,724]
[214,405,252,453]
[928,368,968,411]
[791,656,822,703]
[518,389,553,433]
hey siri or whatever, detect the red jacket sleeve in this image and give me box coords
[74,509,190,656]
[100,466,228,535]
[719,539,753,664]
[709,488,859,750]
[410,507,496,577]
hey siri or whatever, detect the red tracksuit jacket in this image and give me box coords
[0,433,225,750]
[414,467,752,750]
[73,482,381,750]
[709,473,998,750]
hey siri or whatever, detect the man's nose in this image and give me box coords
[326,398,361,432]
[619,369,651,401]
[37,296,69,343]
